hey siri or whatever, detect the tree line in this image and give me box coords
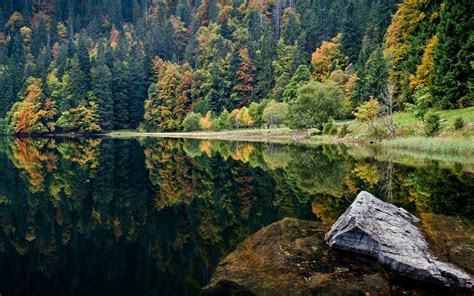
[0,0,472,134]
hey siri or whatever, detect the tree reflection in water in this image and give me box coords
[0,137,472,295]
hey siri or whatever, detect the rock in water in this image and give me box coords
[325,191,474,289]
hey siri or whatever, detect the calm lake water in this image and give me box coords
[0,137,472,295]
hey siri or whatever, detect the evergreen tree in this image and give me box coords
[112,60,130,129]
[283,64,311,102]
[69,57,88,104]
[92,47,113,131]
[128,45,147,128]
[430,0,474,108]
[353,47,389,104]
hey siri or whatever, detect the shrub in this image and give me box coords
[339,124,349,138]
[424,113,440,136]
[287,82,344,130]
[182,112,202,131]
[262,100,289,127]
[453,117,464,130]
[322,118,334,135]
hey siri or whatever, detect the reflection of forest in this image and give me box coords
[0,137,472,295]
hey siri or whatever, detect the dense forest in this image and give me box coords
[0,0,472,133]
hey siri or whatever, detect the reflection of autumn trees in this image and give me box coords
[179,140,474,223]
[4,137,101,193]
[0,138,472,294]
[143,139,195,210]
[6,138,57,192]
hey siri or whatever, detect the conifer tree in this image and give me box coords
[430,0,474,108]
[128,45,147,128]
[92,47,113,131]
[112,60,130,129]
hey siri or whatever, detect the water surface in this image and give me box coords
[0,137,472,295]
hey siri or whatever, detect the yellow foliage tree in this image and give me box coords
[311,34,349,82]
[200,111,213,130]
[353,98,379,133]
[230,109,242,129]
[240,107,254,127]
[410,35,437,91]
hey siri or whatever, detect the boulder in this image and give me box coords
[325,191,474,289]
[202,218,469,296]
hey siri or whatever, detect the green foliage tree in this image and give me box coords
[288,82,344,130]
[182,112,201,132]
[262,100,289,128]
[215,108,233,130]
[283,65,310,102]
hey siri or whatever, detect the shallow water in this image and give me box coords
[0,137,472,295]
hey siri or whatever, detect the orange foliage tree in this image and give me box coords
[6,77,57,134]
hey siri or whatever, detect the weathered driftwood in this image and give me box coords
[325,191,473,289]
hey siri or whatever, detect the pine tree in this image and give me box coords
[112,60,130,129]
[92,46,113,131]
[430,0,474,108]
[128,45,147,128]
[354,47,389,104]
[283,64,310,102]
[69,57,88,104]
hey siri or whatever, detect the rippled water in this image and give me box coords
[0,137,472,295]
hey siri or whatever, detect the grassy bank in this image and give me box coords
[109,128,320,144]
[382,137,474,156]
[109,107,474,155]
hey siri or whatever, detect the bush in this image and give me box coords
[339,124,349,138]
[424,113,440,136]
[262,100,289,127]
[322,118,334,135]
[182,112,202,131]
[288,82,344,130]
[453,117,464,130]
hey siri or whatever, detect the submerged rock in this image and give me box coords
[325,191,474,289]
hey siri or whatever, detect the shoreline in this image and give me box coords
[106,128,364,145]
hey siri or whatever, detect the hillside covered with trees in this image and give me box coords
[0,0,472,134]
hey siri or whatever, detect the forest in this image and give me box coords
[0,0,472,134]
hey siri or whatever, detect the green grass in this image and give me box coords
[382,137,474,155]
[393,106,474,125]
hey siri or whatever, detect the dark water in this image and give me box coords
[0,137,472,295]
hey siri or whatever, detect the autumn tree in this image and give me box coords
[5,77,57,134]
[311,34,349,82]
[232,48,257,108]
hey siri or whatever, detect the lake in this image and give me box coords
[0,137,472,295]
